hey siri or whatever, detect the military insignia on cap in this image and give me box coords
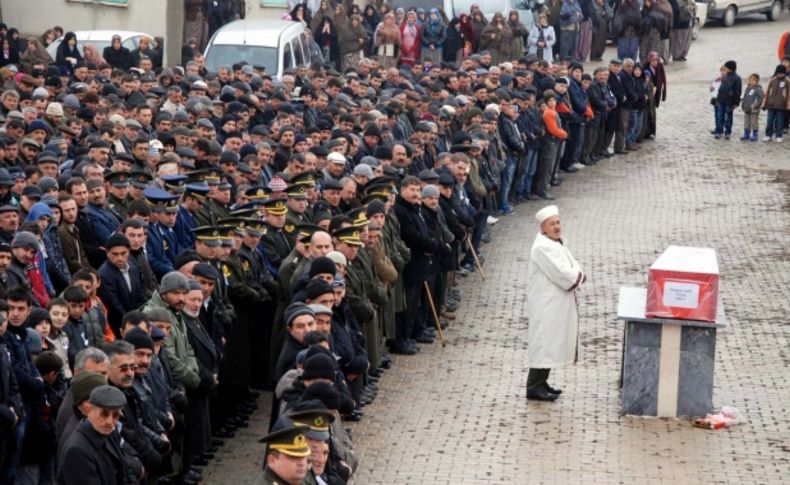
[284,224,295,234]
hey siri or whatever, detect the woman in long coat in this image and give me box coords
[55,31,82,74]
[375,12,401,68]
[421,8,446,64]
[339,14,369,71]
[526,206,585,401]
[479,12,511,65]
[398,10,421,66]
[314,17,341,70]
[507,10,529,59]
[444,17,465,62]
[528,12,556,62]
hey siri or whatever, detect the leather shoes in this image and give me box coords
[191,457,209,467]
[561,166,579,173]
[545,384,562,395]
[527,385,559,401]
[389,341,417,355]
[211,439,224,448]
[538,193,555,200]
[213,427,235,439]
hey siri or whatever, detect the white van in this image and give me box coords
[204,20,310,79]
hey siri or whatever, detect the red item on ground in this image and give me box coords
[646,246,719,322]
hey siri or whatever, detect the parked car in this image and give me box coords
[204,20,309,80]
[46,30,154,60]
[693,0,709,40]
[704,0,784,27]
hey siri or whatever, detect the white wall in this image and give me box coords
[1,0,168,39]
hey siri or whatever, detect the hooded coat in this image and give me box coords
[480,13,512,65]
[55,32,83,73]
[26,202,71,293]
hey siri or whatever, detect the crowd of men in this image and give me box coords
[0,1,686,482]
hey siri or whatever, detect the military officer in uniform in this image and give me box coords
[128,170,152,201]
[254,425,311,485]
[105,171,132,220]
[173,183,209,250]
[284,185,309,244]
[260,199,293,274]
[144,187,181,279]
[194,170,226,226]
[290,171,319,216]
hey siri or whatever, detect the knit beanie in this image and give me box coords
[11,231,38,250]
[124,327,154,351]
[305,280,334,301]
[421,184,440,198]
[309,257,336,278]
[70,371,108,405]
[302,353,336,381]
[284,302,315,327]
[159,271,190,294]
[105,233,131,250]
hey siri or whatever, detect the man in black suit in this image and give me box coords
[97,234,146,337]
[0,308,22,480]
[183,275,220,470]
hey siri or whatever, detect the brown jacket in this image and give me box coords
[369,238,397,285]
[57,223,89,275]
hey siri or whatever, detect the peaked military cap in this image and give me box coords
[332,226,363,246]
[131,170,153,189]
[285,185,307,200]
[105,170,131,188]
[184,183,209,200]
[257,425,311,457]
[262,198,288,216]
[291,171,317,187]
[161,174,188,194]
[296,224,323,244]
[287,404,335,441]
[245,186,270,201]
[144,187,179,213]
[346,207,368,228]
[192,226,224,247]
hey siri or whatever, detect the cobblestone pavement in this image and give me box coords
[203,18,790,484]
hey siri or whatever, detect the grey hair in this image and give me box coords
[74,347,109,372]
[101,341,135,361]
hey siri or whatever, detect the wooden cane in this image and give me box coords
[423,281,446,348]
[466,238,486,281]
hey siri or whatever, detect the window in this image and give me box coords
[205,45,278,73]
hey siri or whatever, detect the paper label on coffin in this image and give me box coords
[662,281,700,309]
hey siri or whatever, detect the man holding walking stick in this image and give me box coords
[526,205,586,401]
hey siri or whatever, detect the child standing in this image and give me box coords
[46,298,71,379]
[740,74,765,141]
[762,64,790,143]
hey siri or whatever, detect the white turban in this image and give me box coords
[535,205,559,224]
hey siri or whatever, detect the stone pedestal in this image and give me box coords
[617,287,726,417]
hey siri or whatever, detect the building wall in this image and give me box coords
[0,0,168,38]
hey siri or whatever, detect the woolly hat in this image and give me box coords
[309,257,336,278]
[421,184,439,198]
[124,327,154,351]
[70,371,108,406]
[305,279,334,301]
[11,231,38,250]
[302,353,336,381]
[105,233,131,250]
[159,271,190,294]
[284,302,314,326]
[366,200,385,217]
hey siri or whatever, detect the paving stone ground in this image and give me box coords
[204,16,790,484]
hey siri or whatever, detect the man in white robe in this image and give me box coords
[526,205,585,401]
